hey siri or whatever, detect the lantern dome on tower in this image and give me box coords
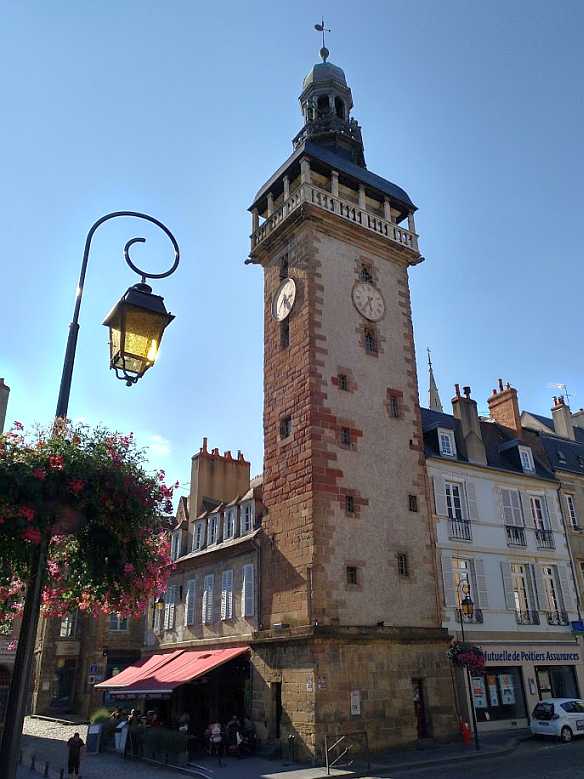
[303,60,347,90]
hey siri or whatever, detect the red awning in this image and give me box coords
[98,646,249,695]
[96,650,184,689]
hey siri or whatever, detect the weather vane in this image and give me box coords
[314,18,331,61]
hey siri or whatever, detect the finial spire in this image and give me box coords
[427,348,444,413]
[314,18,331,62]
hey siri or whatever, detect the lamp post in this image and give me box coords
[457,580,480,751]
[0,211,180,779]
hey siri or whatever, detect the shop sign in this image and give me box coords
[481,647,581,665]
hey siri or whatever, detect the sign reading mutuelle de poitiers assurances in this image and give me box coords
[483,647,581,664]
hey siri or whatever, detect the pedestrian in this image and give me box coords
[66,732,84,778]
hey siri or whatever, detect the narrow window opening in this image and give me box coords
[364,328,377,354]
[335,97,345,119]
[280,415,292,440]
[279,255,289,281]
[280,319,290,349]
[340,427,352,447]
[338,373,349,392]
[398,553,409,577]
[389,395,400,418]
[359,264,373,283]
[409,495,418,512]
[345,495,355,514]
[346,566,358,585]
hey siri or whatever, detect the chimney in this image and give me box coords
[0,379,10,434]
[551,396,575,440]
[451,385,487,465]
[487,379,521,432]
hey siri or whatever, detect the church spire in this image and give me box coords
[428,349,443,413]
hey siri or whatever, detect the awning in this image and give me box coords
[95,650,183,690]
[96,646,249,696]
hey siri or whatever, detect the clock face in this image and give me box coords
[271,277,297,321]
[352,282,385,321]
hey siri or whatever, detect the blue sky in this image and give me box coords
[1,1,583,496]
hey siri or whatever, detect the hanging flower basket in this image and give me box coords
[0,421,175,632]
[448,640,485,672]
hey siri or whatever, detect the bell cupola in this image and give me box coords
[293,44,365,167]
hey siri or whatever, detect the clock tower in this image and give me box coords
[247,44,456,755]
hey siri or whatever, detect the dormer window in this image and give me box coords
[193,520,205,551]
[557,449,567,466]
[170,531,182,561]
[438,428,456,458]
[519,446,535,473]
[208,514,219,545]
[241,502,254,535]
[224,509,236,540]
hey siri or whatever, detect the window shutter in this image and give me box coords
[465,481,479,522]
[473,558,489,608]
[558,563,577,613]
[221,570,233,620]
[497,488,506,524]
[533,565,546,610]
[203,575,214,624]
[168,585,176,628]
[185,579,196,626]
[520,493,534,527]
[242,564,255,617]
[526,566,538,612]
[500,489,514,525]
[545,494,562,531]
[511,490,523,525]
[500,561,515,610]
[441,554,455,606]
[163,589,171,629]
[154,605,162,632]
[433,475,448,517]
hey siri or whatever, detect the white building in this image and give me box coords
[423,382,583,733]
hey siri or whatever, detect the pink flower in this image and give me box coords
[123,563,135,574]
[22,528,41,544]
[19,506,35,522]
[67,479,85,495]
[13,421,24,431]
[48,455,64,470]
[32,467,47,480]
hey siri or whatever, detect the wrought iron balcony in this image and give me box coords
[449,518,472,541]
[505,525,527,546]
[546,610,569,626]
[535,528,555,549]
[251,182,419,254]
[515,609,540,625]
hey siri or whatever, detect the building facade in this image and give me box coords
[425,382,583,733]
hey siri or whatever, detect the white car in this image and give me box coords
[530,698,584,742]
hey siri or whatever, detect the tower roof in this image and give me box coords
[303,61,347,90]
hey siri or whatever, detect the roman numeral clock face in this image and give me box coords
[352,281,385,321]
[271,277,296,321]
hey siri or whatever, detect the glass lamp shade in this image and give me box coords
[461,594,474,619]
[103,283,174,385]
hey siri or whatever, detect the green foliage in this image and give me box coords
[90,707,113,724]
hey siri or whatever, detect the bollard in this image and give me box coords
[288,734,296,762]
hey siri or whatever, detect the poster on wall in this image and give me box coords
[350,689,361,716]
[499,674,516,705]
[471,676,487,708]
[486,675,499,707]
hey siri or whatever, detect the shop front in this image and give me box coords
[470,642,583,732]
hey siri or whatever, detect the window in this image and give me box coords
[519,446,535,473]
[280,415,292,439]
[164,585,178,630]
[409,495,418,512]
[208,515,219,545]
[346,566,358,585]
[529,496,547,530]
[577,456,584,471]
[359,264,373,282]
[280,320,289,349]
[511,563,532,614]
[557,450,567,466]
[398,553,409,577]
[224,509,236,539]
[445,482,464,522]
[153,602,163,633]
[241,502,254,534]
[340,427,352,447]
[501,488,524,526]
[452,558,472,606]
[389,394,400,418]
[542,566,562,613]
[242,564,255,617]
[109,613,128,632]
[338,373,349,392]
[170,531,182,561]
[345,495,355,514]
[334,96,345,119]
[202,575,214,624]
[193,521,205,551]
[184,579,196,626]
[221,569,234,620]
[438,428,456,457]
[59,612,77,638]
[364,328,377,354]
[566,495,578,528]
[279,254,289,280]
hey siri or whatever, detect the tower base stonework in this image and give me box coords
[251,627,457,760]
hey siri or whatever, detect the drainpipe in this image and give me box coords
[307,565,314,626]
[555,483,583,621]
[252,536,262,630]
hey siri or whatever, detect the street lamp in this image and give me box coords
[457,580,480,751]
[0,211,180,779]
